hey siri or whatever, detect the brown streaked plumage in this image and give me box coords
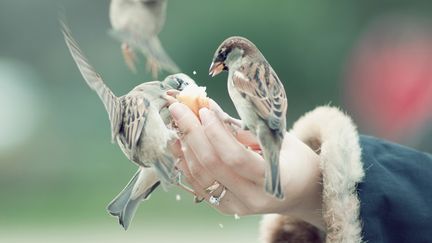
[61,21,196,229]
[209,36,288,199]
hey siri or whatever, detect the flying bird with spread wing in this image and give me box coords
[109,0,180,77]
[61,22,195,229]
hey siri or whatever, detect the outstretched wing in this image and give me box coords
[232,61,287,132]
[61,21,122,141]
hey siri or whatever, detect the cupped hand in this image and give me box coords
[169,100,324,229]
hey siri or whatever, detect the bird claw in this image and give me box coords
[166,89,180,98]
[174,171,194,194]
[194,196,205,203]
[209,102,245,135]
[174,170,204,203]
[222,116,245,136]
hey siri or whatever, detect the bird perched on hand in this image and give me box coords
[209,36,288,199]
[61,22,195,228]
[109,0,180,77]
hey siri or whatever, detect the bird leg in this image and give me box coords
[146,56,160,79]
[174,169,204,203]
[121,43,137,73]
[176,179,195,195]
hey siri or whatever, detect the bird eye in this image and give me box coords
[176,78,189,91]
[219,50,228,61]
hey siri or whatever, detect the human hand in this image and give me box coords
[169,100,324,230]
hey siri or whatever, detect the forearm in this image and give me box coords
[278,133,324,231]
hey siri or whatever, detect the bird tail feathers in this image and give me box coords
[107,168,160,230]
[264,149,283,199]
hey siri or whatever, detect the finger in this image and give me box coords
[177,147,250,215]
[181,140,217,197]
[235,130,261,151]
[208,99,261,152]
[170,102,266,207]
[199,107,266,182]
[169,102,201,137]
[170,102,234,185]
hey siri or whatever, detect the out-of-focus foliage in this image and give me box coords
[0,0,431,242]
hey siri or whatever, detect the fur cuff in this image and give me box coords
[260,106,364,243]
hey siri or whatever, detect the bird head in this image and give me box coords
[209,36,257,77]
[163,73,197,91]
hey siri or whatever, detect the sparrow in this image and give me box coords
[61,22,196,228]
[109,0,180,77]
[209,36,288,199]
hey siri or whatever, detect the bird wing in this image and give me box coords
[61,21,122,141]
[232,62,287,132]
[120,96,150,152]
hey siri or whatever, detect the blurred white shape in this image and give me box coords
[218,223,224,229]
[234,214,240,220]
[0,59,44,153]
[176,194,181,201]
[192,70,197,75]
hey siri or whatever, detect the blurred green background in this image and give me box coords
[1,1,431,242]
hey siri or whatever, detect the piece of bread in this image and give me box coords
[177,85,210,116]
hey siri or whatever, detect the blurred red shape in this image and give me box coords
[345,16,432,141]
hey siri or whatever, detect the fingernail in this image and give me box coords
[169,102,188,121]
[199,107,215,126]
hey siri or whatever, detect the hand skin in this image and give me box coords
[169,100,325,231]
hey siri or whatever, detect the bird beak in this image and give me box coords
[209,62,224,77]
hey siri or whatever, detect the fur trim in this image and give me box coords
[260,214,323,243]
[260,106,364,243]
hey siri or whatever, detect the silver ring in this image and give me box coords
[209,186,227,206]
